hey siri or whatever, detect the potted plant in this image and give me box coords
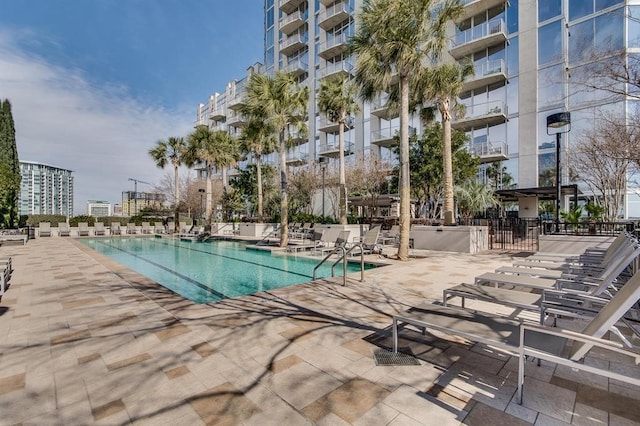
[584,201,605,235]
[560,205,584,235]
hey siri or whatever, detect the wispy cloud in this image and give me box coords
[0,30,194,213]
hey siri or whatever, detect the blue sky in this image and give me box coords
[0,0,264,213]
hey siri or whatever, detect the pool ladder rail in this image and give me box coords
[313,243,365,286]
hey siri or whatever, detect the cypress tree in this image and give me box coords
[0,99,21,228]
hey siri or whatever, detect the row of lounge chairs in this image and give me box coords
[286,225,383,256]
[391,231,640,404]
[37,221,196,237]
[0,257,13,301]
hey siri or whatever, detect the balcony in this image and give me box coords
[282,58,308,77]
[278,0,305,14]
[468,140,508,163]
[226,110,247,127]
[318,141,354,158]
[209,106,226,121]
[370,126,416,148]
[280,33,309,56]
[194,119,208,129]
[280,10,306,35]
[452,100,507,131]
[227,89,245,111]
[458,0,507,21]
[462,59,507,93]
[318,0,334,6]
[318,61,353,80]
[370,94,398,120]
[286,151,308,166]
[318,34,349,59]
[450,18,506,59]
[318,3,353,30]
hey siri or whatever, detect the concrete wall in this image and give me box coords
[410,226,489,253]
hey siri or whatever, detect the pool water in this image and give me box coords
[80,237,373,303]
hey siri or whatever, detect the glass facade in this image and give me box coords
[19,161,74,217]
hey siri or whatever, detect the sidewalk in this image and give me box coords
[0,238,638,425]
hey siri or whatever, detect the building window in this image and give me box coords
[538,21,563,66]
[507,0,518,34]
[538,0,561,23]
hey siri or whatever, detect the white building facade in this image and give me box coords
[86,200,111,217]
[196,0,640,218]
[19,161,74,217]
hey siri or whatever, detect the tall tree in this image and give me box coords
[417,61,475,225]
[149,136,188,221]
[242,71,309,247]
[317,77,360,225]
[0,99,21,228]
[351,0,463,260]
[239,117,277,218]
[187,127,240,220]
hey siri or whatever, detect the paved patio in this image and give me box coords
[0,238,638,425]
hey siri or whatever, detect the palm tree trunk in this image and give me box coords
[397,76,411,261]
[279,133,288,247]
[338,117,347,225]
[173,162,180,224]
[442,99,455,226]
[256,154,263,218]
[206,163,213,221]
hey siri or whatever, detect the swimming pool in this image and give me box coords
[80,237,373,303]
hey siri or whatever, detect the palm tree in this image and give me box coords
[187,128,239,220]
[149,136,188,221]
[350,0,463,260]
[455,181,499,222]
[242,71,309,247]
[239,117,277,218]
[186,125,215,219]
[418,61,474,226]
[317,77,360,225]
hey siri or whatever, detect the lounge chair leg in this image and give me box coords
[392,318,398,353]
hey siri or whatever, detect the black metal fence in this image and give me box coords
[484,219,636,252]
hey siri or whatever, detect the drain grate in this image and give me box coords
[373,349,421,366]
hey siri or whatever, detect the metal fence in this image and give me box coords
[484,219,636,252]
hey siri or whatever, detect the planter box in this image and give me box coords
[410,225,488,253]
[237,223,277,237]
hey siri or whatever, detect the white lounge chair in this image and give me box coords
[38,222,51,237]
[111,222,122,236]
[94,222,106,236]
[77,222,90,237]
[154,222,165,234]
[167,222,176,234]
[126,223,137,234]
[317,230,351,256]
[141,222,151,234]
[58,223,70,237]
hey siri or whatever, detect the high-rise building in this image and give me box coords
[86,200,111,217]
[196,0,639,217]
[19,161,74,217]
[121,191,165,216]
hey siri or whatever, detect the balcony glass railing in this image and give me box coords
[458,100,507,120]
[474,59,505,79]
[468,141,508,157]
[280,10,308,27]
[319,3,353,23]
[319,33,349,53]
[453,18,505,48]
[371,126,416,142]
[319,61,353,78]
[280,33,309,50]
[283,58,308,73]
[318,141,353,153]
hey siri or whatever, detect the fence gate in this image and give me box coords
[488,218,539,252]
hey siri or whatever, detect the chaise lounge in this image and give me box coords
[77,222,90,237]
[58,222,70,237]
[392,268,640,404]
[38,222,51,237]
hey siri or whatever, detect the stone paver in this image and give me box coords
[0,237,638,425]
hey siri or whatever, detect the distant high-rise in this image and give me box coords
[86,200,111,217]
[19,161,74,217]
